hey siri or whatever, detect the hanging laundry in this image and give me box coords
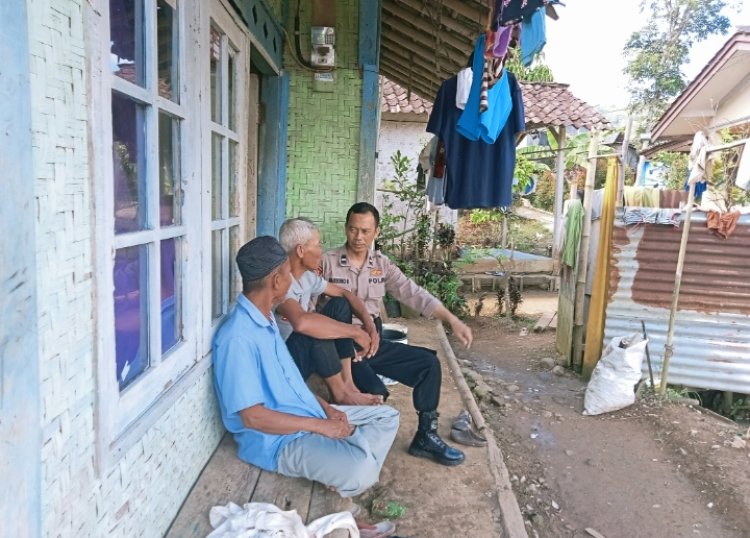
[491,24,513,58]
[456,68,472,110]
[458,36,514,144]
[562,199,583,267]
[706,210,741,239]
[498,0,546,25]
[687,131,708,185]
[427,70,525,209]
[479,69,512,143]
[521,7,547,66]
[479,58,504,113]
[456,34,487,140]
[419,137,448,206]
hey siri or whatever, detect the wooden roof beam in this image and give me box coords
[380,39,456,83]
[382,2,474,53]
[381,14,467,65]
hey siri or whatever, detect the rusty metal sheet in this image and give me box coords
[603,213,750,394]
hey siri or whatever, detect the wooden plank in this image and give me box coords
[166,434,262,538]
[534,311,558,333]
[380,37,456,83]
[382,2,474,53]
[307,482,351,536]
[250,471,314,522]
[396,0,482,39]
[381,15,466,65]
[307,481,351,522]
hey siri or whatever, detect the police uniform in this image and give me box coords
[321,246,443,411]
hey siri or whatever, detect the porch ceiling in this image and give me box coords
[380,0,490,103]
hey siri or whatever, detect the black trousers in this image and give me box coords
[351,318,441,413]
[285,297,356,380]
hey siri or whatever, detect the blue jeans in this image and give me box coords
[276,405,400,497]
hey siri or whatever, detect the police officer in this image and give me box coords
[321,202,473,466]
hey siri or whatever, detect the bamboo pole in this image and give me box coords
[571,131,601,370]
[658,179,696,395]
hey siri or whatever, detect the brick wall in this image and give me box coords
[284,0,362,247]
[29,1,223,536]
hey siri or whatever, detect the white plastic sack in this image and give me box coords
[207,501,359,538]
[583,333,648,416]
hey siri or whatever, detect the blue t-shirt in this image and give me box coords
[212,294,326,471]
[427,72,525,209]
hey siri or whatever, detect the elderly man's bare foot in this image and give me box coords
[334,391,383,406]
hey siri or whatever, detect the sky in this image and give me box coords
[544,0,750,113]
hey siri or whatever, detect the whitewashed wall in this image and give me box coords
[29,1,223,536]
[375,118,457,238]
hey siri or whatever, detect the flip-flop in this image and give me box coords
[358,520,397,538]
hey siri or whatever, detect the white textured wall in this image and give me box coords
[375,119,457,236]
[29,1,223,536]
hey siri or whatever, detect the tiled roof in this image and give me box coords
[380,76,433,115]
[521,82,611,131]
[381,77,611,131]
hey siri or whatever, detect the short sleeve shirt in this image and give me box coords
[427,72,525,209]
[212,294,326,471]
[274,271,328,341]
[321,246,442,320]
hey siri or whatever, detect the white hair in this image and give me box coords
[279,217,318,253]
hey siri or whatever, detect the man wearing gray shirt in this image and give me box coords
[275,218,383,406]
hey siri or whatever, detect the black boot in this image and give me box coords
[408,411,465,466]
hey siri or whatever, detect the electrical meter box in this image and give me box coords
[311,26,335,67]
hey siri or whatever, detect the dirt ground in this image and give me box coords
[448,292,750,538]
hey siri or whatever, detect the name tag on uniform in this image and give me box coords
[368,277,385,284]
[330,277,349,284]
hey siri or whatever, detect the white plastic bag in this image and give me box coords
[583,333,648,416]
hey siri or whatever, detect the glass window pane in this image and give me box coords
[210,26,222,124]
[160,238,182,355]
[228,51,236,131]
[157,0,179,102]
[110,0,146,87]
[229,226,241,301]
[229,140,239,217]
[211,133,223,219]
[212,229,224,319]
[158,112,180,226]
[114,244,150,390]
[112,92,147,234]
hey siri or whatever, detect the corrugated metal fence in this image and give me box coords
[603,212,750,393]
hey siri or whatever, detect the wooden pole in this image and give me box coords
[552,125,567,274]
[571,131,601,370]
[617,117,633,207]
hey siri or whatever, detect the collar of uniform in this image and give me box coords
[237,293,275,329]
[337,247,376,268]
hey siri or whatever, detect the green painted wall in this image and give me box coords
[283,0,363,247]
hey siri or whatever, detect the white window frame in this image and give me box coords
[88,0,252,468]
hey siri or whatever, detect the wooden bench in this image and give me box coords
[166,433,350,537]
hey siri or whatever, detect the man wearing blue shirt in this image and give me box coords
[212,236,399,498]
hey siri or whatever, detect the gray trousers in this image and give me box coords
[276,405,400,497]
